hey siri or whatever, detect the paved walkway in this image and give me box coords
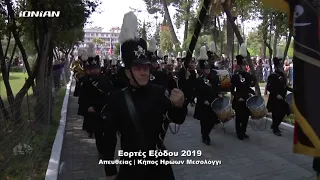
[58,83,314,180]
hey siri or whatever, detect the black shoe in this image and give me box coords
[202,137,211,145]
[98,153,104,159]
[273,129,282,136]
[243,133,249,139]
[88,133,93,138]
[237,135,244,140]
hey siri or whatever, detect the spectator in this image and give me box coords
[52,60,64,92]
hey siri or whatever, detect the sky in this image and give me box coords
[86,0,260,43]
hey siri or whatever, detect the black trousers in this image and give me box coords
[271,110,286,130]
[233,101,250,136]
[94,132,106,155]
[313,157,320,176]
[115,164,175,180]
[235,111,249,136]
[200,116,216,140]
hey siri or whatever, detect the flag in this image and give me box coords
[290,0,320,157]
[109,38,113,54]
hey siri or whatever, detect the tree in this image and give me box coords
[0,0,100,123]
[160,26,174,52]
[172,0,195,42]
[143,0,180,44]
[114,43,120,55]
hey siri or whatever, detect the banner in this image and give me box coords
[292,0,320,156]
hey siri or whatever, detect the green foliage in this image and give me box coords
[172,0,195,29]
[247,30,262,56]
[114,43,120,55]
[92,37,104,45]
[56,28,84,53]
[160,28,173,52]
[19,0,101,52]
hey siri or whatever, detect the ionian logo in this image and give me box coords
[19,11,60,18]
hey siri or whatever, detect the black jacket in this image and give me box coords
[103,84,187,179]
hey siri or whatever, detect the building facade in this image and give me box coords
[83,27,120,49]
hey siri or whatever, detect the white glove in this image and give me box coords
[276,95,283,99]
[204,101,210,105]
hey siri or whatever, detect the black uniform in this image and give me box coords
[73,58,82,97]
[194,65,220,144]
[266,58,292,136]
[231,68,255,140]
[102,37,187,180]
[148,51,168,88]
[177,67,197,105]
[313,157,320,177]
[77,61,91,117]
[80,57,111,155]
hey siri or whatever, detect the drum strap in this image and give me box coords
[123,88,148,151]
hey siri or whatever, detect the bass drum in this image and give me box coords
[215,70,231,92]
[286,93,293,113]
[211,96,233,122]
[246,95,267,120]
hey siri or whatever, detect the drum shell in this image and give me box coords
[216,70,231,92]
[246,96,267,120]
[211,96,233,122]
[286,93,293,113]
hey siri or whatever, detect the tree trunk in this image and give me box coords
[34,23,52,124]
[6,43,17,77]
[0,96,9,120]
[261,13,268,59]
[283,31,292,58]
[224,7,261,95]
[183,1,191,41]
[5,0,35,93]
[227,17,234,59]
[217,17,223,54]
[0,40,15,117]
[160,0,180,44]
[273,29,279,58]
[12,55,41,123]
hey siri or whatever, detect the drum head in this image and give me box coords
[286,93,293,104]
[246,96,264,108]
[211,97,230,111]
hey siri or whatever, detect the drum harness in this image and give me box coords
[249,104,268,131]
[238,72,268,131]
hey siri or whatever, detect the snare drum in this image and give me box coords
[286,93,293,113]
[211,96,233,122]
[216,70,231,92]
[246,95,267,120]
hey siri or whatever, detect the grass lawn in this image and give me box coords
[0,72,32,99]
[0,72,68,179]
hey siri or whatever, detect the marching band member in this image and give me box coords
[148,39,168,88]
[79,43,111,157]
[231,44,255,140]
[102,12,187,180]
[194,46,222,145]
[77,49,90,117]
[166,56,178,90]
[72,47,85,97]
[177,50,197,106]
[175,52,182,72]
[207,42,220,70]
[266,47,292,136]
